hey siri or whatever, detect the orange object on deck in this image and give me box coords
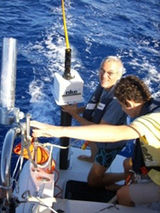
[81,141,90,150]
[13,138,49,165]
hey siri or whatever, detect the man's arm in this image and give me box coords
[31,121,140,142]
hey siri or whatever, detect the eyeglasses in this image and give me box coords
[100,68,118,78]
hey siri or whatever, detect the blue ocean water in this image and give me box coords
[0,0,159,153]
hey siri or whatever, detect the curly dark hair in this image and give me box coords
[114,75,151,106]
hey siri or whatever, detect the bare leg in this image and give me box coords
[78,142,98,162]
[105,184,122,191]
[117,185,134,206]
[87,163,126,188]
[103,172,126,185]
[123,158,132,174]
[105,158,133,191]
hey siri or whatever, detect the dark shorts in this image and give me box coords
[95,147,123,168]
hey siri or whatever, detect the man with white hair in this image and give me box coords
[62,56,127,189]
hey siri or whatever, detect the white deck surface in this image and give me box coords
[14,146,160,213]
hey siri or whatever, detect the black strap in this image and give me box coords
[83,84,103,121]
[132,139,145,174]
[132,139,160,174]
[91,97,113,124]
[83,85,114,123]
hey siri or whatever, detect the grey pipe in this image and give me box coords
[0,37,17,109]
[0,38,19,125]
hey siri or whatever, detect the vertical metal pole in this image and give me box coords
[0,37,17,125]
[1,38,17,109]
[59,48,72,170]
[63,48,72,80]
[59,110,72,169]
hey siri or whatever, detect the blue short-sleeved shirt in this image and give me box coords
[96,89,127,149]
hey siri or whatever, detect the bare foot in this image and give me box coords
[105,184,122,192]
[77,155,94,163]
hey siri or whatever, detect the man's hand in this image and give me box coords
[62,104,79,116]
[30,121,62,138]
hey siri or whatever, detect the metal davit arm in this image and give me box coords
[1,128,20,186]
[0,127,20,209]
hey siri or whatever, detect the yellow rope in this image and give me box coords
[61,0,70,49]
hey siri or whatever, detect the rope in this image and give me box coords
[61,0,70,49]
[12,155,23,180]
[41,142,70,149]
